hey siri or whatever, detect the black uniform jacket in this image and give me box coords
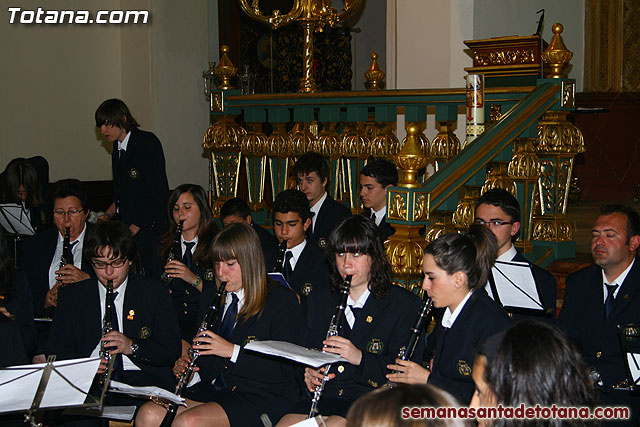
[302,283,424,401]
[264,240,329,298]
[47,273,181,386]
[112,128,169,234]
[559,259,640,389]
[426,289,510,405]
[307,195,351,249]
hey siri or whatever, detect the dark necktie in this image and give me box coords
[605,284,618,319]
[63,240,77,266]
[220,293,239,340]
[283,251,294,284]
[370,210,376,221]
[183,241,195,270]
[349,305,362,321]
[110,291,124,380]
[214,293,239,391]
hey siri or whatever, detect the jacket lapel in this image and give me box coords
[608,258,640,323]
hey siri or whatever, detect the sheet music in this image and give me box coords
[245,340,346,368]
[0,357,101,413]
[64,405,137,421]
[0,203,35,235]
[490,260,543,310]
[626,353,640,385]
[108,381,185,405]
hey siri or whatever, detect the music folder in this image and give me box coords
[267,272,293,291]
[245,340,347,368]
[489,260,550,317]
[0,203,35,236]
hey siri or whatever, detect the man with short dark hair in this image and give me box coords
[95,98,169,277]
[264,189,328,298]
[48,220,181,391]
[293,152,351,249]
[220,197,277,256]
[359,159,398,240]
[559,204,640,423]
[20,179,94,360]
[475,188,556,318]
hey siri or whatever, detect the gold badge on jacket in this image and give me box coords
[205,269,215,281]
[367,338,383,354]
[318,238,327,249]
[127,309,135,320]
[302,283,313,296]
[129,168,139,179]
[139,326,151,340]
[244,336,258,345]
[457,360,472,376]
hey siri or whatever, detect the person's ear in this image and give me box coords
[303,217,312,232]
[453,271,466,288]
[629,235,640,252]
[510,221,521,237]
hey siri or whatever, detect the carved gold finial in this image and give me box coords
[214,45,238,90]
[364,52,385,90]
[395,123,429,188]
[542,23,573,78]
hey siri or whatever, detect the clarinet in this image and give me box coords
[57,227,71,287]
[308,275,352,419]
[387,296,432,388]
[161,220,184,282]
[159,281,227,427]
[272,240,287,273]
[99,279,115,385]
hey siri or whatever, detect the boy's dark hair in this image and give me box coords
[293,152,330,191]
[272,189,312,222]
[476,188,521,223]
[600,204,640,241]
[220,197,251,220]
[95,98,140,132]
[84,220,137,262]
[360,159,398,187]
[50,179,89,211]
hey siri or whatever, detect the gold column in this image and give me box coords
[241,123,268,211]
[341,121,370,211]
[386,123,430,294]
[452,187,480,232]
[430,120,461,172]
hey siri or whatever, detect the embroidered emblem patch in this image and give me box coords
[205,269,215,281]
[367,338,383,354]
[458,360,472,376]
[129,168,139,179]
[302,283,313,296]
[318,238,327,249]
[139,326,151,340]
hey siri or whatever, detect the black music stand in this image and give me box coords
[0,203,35,268]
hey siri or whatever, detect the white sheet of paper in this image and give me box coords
[0,357,101,413]
[490,260,543,310]
[290,418,322,427]
[626,353,640,384]
[244,340,347,368]
[0,203,35,235]
[65,405,137,421]
[109,381,185,406]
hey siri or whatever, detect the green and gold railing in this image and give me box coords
[202,24,584,293]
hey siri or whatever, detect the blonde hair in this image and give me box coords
[210,222,267,321]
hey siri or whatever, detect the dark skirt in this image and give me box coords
[284,396,355,420]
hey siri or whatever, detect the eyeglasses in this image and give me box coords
[91,259,128,269]
[474,219,515,227]
[54,209,85,217]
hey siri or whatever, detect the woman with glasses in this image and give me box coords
[159,184,219,343]
[136,222,302,427]
[278,215,424,427]
[386,224,510,405]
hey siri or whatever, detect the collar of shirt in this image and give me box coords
[602,258,635,301]
[117,131,132,151]
[181,235,198,256]
[97,277,129,334]
[441,290,473,329]
[287,239,307,271]
[223,287,246,318]
[496,245,517,262]
[345,287,370,328]
[310,192,328,231]
[372,206,387,226]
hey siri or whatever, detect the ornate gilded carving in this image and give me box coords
[508,138,541,179]
[537,111,585,154]
[387,239,424,276]
[388,193,408,222]
[425,212,456,244]
[475,49,536,66]
[341,122,370,158]
[532,219,573,241]
[414,194,429,222]
[202,115,247,150]
[266,123,292,157]
[312,122,341,156]
[542,23,573,79]
[371,122,400,159]
[289,122,315,155]
[214,45,237,90]
[538,160,555,215]
[490,104,502,123]
[452,187,480,231]
[430,121,460,170]
[241,122,267,155]
[561,81,575,108]
[364,52,385,90]
[482,163,516,196]
[396,123,429,189]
